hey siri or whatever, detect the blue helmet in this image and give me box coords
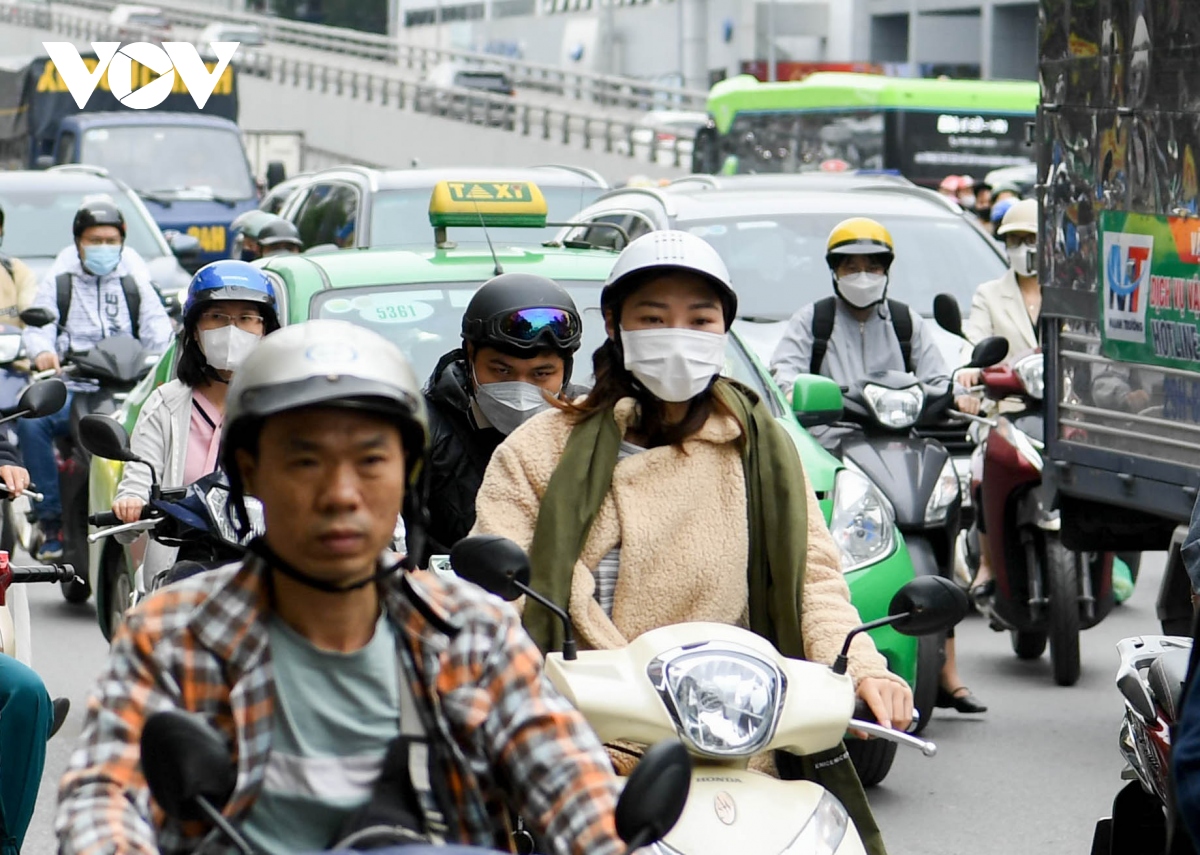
[991,197,1017,226]
[183,260,279,330]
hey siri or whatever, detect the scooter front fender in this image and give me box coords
[840,433,950,528]
[654,769,866,855]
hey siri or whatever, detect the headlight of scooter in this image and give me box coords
[782,791,850,855]
[829,468,895,573]
[1014,353,1044,399]
[649,642,785,758]
[924,458,961,525]
[862,383,924,429]
[0,333,22,364]
[205,487,265,546]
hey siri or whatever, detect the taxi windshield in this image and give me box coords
[309,281,769,394]
[369,185,606,246]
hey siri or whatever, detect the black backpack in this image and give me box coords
[809,296,914,376]
[55,272,141,341]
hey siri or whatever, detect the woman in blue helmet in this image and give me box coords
[110,261,280,538]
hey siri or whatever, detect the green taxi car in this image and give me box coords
[87,180,926,783]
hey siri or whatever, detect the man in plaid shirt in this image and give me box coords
[57,320,623,855]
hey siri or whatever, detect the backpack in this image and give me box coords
[55,272,141,341]
[809,296,914,376]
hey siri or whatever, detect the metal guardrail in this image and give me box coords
[46,0,708,113]
[10,2,694,168]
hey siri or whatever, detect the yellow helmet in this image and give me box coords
[825,217,895,270]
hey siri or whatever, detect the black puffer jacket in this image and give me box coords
[422,350,506,558]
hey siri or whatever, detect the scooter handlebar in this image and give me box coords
[8,563,77,584]
[89,512,121,527]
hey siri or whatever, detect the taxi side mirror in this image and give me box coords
[791,375,843,428]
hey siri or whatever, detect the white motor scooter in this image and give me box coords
[450,535,967,855]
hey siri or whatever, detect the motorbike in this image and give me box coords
[20,307,157,604]
[450,534,968,855]
[1091,635,1192,855]
[954,350,1115,686]
[806,334,1008,738]
[79,414,264,632]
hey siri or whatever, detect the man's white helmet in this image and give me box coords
[601,230,738,325]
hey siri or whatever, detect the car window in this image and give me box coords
[309,281,769,395]
[294,183,359,248]
[680,212,1007,318]
[55,132,76,165]
[0,187,163,260]
[454,72,512,92]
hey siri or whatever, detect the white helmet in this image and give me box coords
[602,230,737,325]
[997,198,1038,236]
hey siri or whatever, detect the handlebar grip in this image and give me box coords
[89,512,121,527]
[9,563,76,584]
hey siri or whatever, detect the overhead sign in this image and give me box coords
[1099,211,1200,368]
[42,42,238,110]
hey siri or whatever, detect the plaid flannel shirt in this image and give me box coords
[56,557,622,855]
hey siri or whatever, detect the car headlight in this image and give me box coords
[829,468,895,573]
[0,333,21,364]
[862,383,924,429]
[924,458,961,525]
[1015,353,1044,399]
[783,791,850,855]
[649,642,785,757]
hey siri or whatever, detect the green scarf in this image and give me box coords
[524,379,885,855]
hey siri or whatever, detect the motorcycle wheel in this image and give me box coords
[1011,630,1048,660]
[101,546,131,642]
[847,738,897,788]
[912,627,941,735]
[1046,537,1082,687]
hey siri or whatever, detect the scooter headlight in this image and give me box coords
[924,458,961,525]
[205,487,264,545]
[829,468,896,573]
[649,642,785,758]
[1015,353,1044,399]
[863,383,924,429]
[0,333,22,364]
[783,791,850,855]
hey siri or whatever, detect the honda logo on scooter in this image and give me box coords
[41,42,238,110]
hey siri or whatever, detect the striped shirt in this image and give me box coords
[593,441,645,617]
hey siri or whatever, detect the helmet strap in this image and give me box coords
[249,536,404,594]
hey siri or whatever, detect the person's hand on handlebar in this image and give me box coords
[33,351,60,373]
[854,676,913,738]
[954,394,982,415]
[0,465,31,496]
[955,368,983,387]
[112,497,146,524]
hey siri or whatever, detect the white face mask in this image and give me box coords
[621,326,727,403]
[1007,244,1038,278]
[473,375,553,436]
[199,325,262,371]
[836,272,888,309]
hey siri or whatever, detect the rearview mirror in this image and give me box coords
[141,710,236,822]
[933,294,963,338]
[967,336,1010,369]
[791,374,844,428]
[615,740,692,853]
[266,161,287,189]
[14,378,67,419]
[79,414,139,462]
[19,306,55,328]
[887,576,968,636]
[449,534,531,601]
[165,231,203,273]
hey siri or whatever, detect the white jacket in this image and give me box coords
[113,379,193,579]
[961,269,1040,362]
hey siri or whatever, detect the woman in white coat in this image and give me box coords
[110,260,280,578]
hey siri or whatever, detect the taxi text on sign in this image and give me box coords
[41,42,238,110]
[445,183,535,203]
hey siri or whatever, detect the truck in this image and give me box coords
[0,50,285,268]
[1040,0,1200,634]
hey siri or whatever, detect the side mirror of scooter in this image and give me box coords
[449,534,579,660]
[141,711,253,855]
[615,739,692,855]
[791,374,844,428]
[0,378,67,421]
[933,293,964,338]
[18,306,55,328]
[79,414,141,463]
[966,336,1009,369]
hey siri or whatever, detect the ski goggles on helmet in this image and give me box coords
[467,306,582,351]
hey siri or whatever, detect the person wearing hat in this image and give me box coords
[423,273,583,557]
[473,230,905,855]
[57,320,626,855]
[257,217,304,257]
[229,209,276,262]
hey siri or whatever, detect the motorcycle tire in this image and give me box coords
[846,737,897,788]
[101,545,131,643]
[912,629,941,735]
[1011,630,1048,660]
[1046,537,1082,687]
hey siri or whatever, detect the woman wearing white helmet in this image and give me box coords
[473,230,909,855]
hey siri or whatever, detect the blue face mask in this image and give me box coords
[81,244,121,276]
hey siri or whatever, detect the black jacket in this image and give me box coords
[422,350,506,559]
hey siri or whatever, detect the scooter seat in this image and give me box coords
[1148,648,1192,724]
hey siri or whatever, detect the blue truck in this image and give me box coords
[0,51,269,268]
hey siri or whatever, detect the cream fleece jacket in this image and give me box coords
[472,398,903,689]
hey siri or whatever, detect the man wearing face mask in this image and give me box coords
[19,199,172,560]
[422,273,582,559]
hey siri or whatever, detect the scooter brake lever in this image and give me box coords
[849,719,937,757]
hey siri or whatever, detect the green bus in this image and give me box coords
[692,72,1039,187]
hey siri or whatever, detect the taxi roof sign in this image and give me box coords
[428,180,548,230]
